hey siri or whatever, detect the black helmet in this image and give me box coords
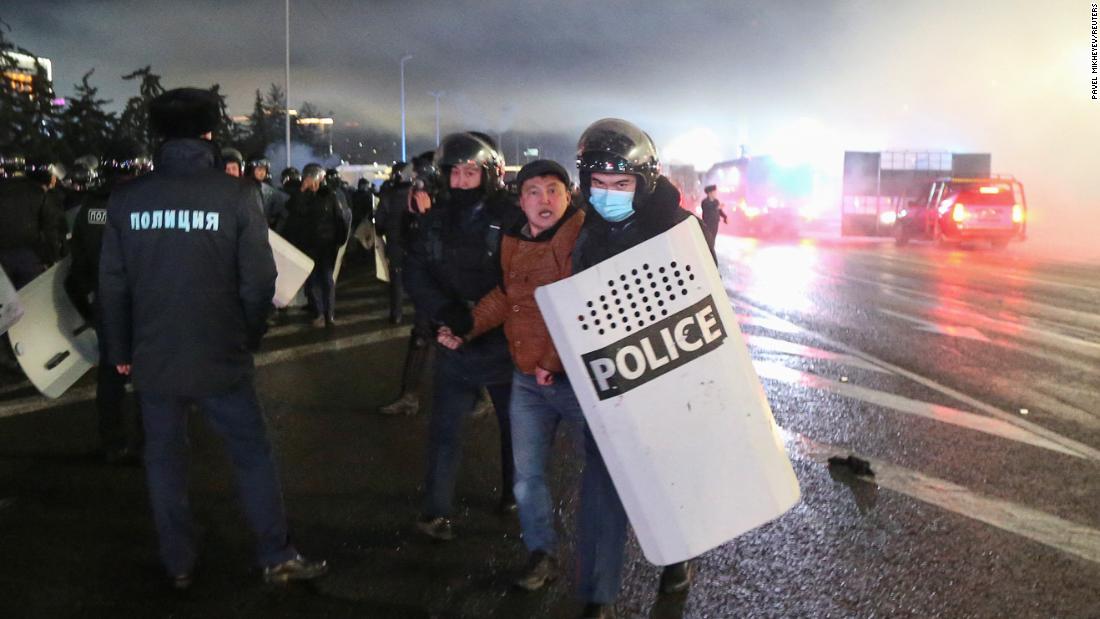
[324,167,344,188]
[434,132,505,189]
[576,118,660,194]
[389,161,413,185]
[281,166,301,184]
[245,154,270,175]
[220,147,243,166]
[69,162,102,192]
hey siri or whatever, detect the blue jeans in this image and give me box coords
[509,370,585,553]
[139,380,298,576]
[578,427,630,604]
[306,254,336,321]
[511,369,629,604]
[422,348,514,518]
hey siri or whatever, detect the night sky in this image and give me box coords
[5,1,1098,259]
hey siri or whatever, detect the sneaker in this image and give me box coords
[581,603,615,618]
[415,515,455,541]
[657,561,694,594]
[378,392,419,416]
[262,554,328,584]
[513,550,557,591]
[325,317,338,328]
[311,316,326,328]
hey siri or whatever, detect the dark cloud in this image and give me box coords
[4,1,1097,259]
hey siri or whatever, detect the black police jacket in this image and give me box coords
[403,189,518,354]
[283,187,348,262]
[65,188,111,322]
[0,176,59,263]
[98,139,276,397]
[574,176,695,272]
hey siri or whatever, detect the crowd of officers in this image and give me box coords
[0,85,720,618]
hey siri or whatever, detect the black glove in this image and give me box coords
[435,303,473,336]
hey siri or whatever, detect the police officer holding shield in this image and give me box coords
[571,118,696,618]
[97,88,326,589]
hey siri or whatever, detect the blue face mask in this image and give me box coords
[588,187,635,222]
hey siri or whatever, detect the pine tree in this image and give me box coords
[58,69,116,161]
[117,66,165,156]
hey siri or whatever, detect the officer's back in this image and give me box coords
[100,136,275,397]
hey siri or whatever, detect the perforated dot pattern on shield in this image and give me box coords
[575,260,699,336]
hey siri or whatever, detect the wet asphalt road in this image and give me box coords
[0,238,1098,619]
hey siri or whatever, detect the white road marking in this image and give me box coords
[787,430,1100,565]
[754,360,1082,459]
[745,335,893,374]
[736,313,803,334]
[877,308,991,343]
[827,270,1100,358]
[734,296,1100,462]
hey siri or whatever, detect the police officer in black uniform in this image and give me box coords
[0,158,63,288]
[404,132,519,540]
[66,162,144,463]
[571,118,697,619]
[284,163,348,327]
[97,87,326,589]
[246,155,290,232]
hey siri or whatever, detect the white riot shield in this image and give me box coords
[374,237,390,283]
[353,218,375,251]
[0,267,24,336]
[9,257,98,399]
[286,241,348,309]
[535,218,799,565]
[332,242,348,283]
[269,230,315,308]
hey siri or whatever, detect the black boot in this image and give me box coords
[658,560,694,594]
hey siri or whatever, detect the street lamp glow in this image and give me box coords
[400,54,414,161]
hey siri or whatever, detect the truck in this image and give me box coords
[839,150,1026,247]
[702,155,817,238]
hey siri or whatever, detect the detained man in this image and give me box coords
[437,160,585,591]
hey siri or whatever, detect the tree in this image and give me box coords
[57,69,116,161]
[208,83,246,146]
[117,66,165,156]
[239,89,272,158]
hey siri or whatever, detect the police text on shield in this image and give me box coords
[582,296,727,400]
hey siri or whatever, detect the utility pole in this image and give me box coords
[284,0,292,169]
[428,90,445,146]
[400,54,413,161]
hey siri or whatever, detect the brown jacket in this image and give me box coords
[467,208,585,375]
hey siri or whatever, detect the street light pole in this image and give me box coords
[399,54,413,161]
[284,0,291,169]
[428,90,445,147]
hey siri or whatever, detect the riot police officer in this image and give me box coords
[572,118,696,619]
[0,157,63,288]
[221,147,244,178]
[284,163,348,327]
[246,155,289,232]
[97,87,326,589]
[66,161,143,463]
[404,132,519,539]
